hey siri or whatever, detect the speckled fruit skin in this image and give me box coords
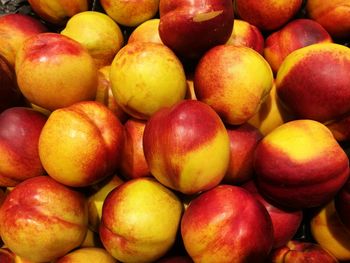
[0,107,47,187]
[38,101,125,187]
[335,178,350,230]
[194,45,273,125]
[254,119,349,209]
[0,176,88,263]
[143,100,230,195]
[110,42,187,120]
[264,19,332,74]
[100,177,183,263]
[181,185,274,263]
[0,13,47,66]
[16,33,98,111]
[56,247,117,263]
[269,240,338,263]
[235,0,303,31]
[275,43,350,123]
[306,0,350,39]
[159,0,234,59]
[28,0,89,25]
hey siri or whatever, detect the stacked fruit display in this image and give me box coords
[0,0,349,262]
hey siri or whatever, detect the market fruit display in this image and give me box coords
[0,1,349,262]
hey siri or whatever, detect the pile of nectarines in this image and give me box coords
[0,0,349,262]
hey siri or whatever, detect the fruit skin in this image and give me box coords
[0,176,88,262]
[194,45,273,125]
[39,101,125,187]
[120,118,150,179]
[143,100,230,195]
[306,0,350,39]
[242,181,303,249]
[100,177,183,263]
[100,0,159,27]
[56,247,117,263]
[0,13,47,66]
[159,0,234,59]
[275,43,350,123]
[335,178,350,230]
[254,119,349,209]
[61,11,124,68]
[28,0,89,25]
[16,33,98,111]
[235,0,303,31]
[0,55,26,113]
[181,185,274,263]
[0,107,47,187]
[226,19,264,55]
[264,19,332,74]
[110,42,187,120]
[311,201,350,262]
[223,124,263,184]
[128,19,163,45]
[269,240,339,263]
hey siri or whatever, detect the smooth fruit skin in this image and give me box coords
[100,177,183,263]
[159,0,234,59]
[61,11,124,68]
[128,19,163,45]
[181,185,274,263]
[264,19,332,74]
[226,19,264,54]
[255,119,349,209]
[100,0,159,27]
[306,0,350,39]
[235,0,303,31]
[0,107,47,187]
[143,100,230,195]
[335,178,350,230]
[194,45,273,125]
[110,42,187,120]
[56,247,117,263]
[0,13,47,66]
[269,240,338,263]
[0,176,88,262]
[28,0,89,25]
[16,33,98,111]
[275,43,350,123]
[311,201,350,261]
[39,101,125,187]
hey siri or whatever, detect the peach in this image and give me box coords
[110,42,187,119]
[0,107,47,187]
[56,247,116,263]
[269,240,338,262]
[326,114,350,141]
[143,100,230,194]
[61,11,124,68]
[264,19,332,74]
[87,175,124,232]
[79,228,103,248]
[223,123,263,184]
[38,101,125,187]
[128,19,163,45]
[335,178,350,230]
[100,0,159,27]
[181,185,274,262]
[28,0,89,25]
[254,119,349,209]
[306,0,350,39]
[100,177,183,262]
[226,19,264,54]
[119,118,150,179]
[310,201,350,261]
[248,82,295,136]
[0,248,36,263]
[95,66,129,123]
[0,176,88,262]
[0,13,47,66]
[235,0,303,31]
[194,45,273,125]
[275,43,350,123]
[15,33,98,111]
